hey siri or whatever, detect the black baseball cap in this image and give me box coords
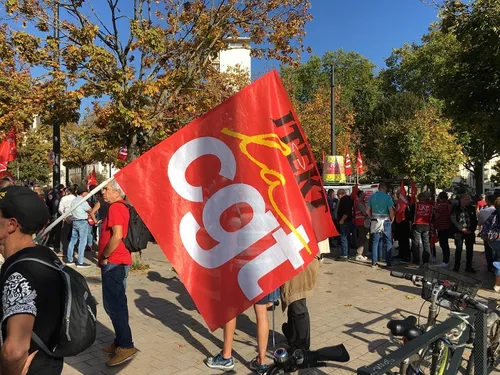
[0,186,49,232]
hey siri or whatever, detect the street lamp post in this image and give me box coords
[330,64,336,156]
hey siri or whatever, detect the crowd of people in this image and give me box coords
[327,183,500,287]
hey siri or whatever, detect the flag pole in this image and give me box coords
[35,176,115,243]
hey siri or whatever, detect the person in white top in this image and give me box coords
[478,194,496,272]
[58,187,76,259]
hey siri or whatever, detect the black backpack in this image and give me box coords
[2,255,97,358]
[117,202,151,252]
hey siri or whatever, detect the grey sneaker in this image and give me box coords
[249,358,269,374]
[206,352,234,371]
[76,262,92,269]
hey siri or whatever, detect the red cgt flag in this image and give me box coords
[0,128,17,172]
[395,181,409,223]
[345,148,352,176]
[356,149,364,175]
[115,71,337,330]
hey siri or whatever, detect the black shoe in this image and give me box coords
[465,267,477,274]
[76,262,92,269]
[453,267,460,272]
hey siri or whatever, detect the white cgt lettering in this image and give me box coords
[237,225,308,300]
[179,183,280,269]
[168,137,236,203]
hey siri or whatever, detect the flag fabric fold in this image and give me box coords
[114,71,337,330]
[87,167,98,189]
[345,148,352,176]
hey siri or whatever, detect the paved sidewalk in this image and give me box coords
[62,242,500,374]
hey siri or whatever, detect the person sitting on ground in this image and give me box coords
[0,186,64,375]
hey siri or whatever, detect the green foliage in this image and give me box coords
[2,0,312,160]
[365,93,464,187]
[9,127,51,184]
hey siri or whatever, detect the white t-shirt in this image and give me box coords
[478,206,496,226]
[58,195,75,215]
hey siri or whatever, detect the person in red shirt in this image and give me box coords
[98,180,137,367]
[435,192,452,267]
[476,194,487,213]
[408,192,434,266]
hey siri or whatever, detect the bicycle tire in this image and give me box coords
[406,342,450,375]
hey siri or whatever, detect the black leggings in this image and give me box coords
[437,230,450,264]
[282,298,310,351]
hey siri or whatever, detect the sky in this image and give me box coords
[253,0,440,75]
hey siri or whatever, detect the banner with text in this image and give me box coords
[115,71,337,330]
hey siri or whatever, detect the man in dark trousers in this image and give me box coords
[0,186,64,374]
[451,193,478,273]
[336,189,353,261]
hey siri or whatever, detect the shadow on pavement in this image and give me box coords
[133,288,248,363]
[147,271,196,311]
[64,320,131,374]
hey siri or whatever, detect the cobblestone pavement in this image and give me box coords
[62,241,500,375]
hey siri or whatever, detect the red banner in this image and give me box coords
[115,71,336,330]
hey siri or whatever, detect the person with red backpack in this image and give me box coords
[98,180,137,367]
[408,192,434,266]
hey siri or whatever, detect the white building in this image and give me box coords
[213,37,251,79]
[453,156,500,194]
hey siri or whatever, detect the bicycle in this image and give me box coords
[388,265,500,375]
[263,344,350,374]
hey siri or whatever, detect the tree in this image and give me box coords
[491,161,500,187]
[382,0,500,193]
[9,127,52,184]
[365,93,464,187]
[281,50,378,162]
[3,0,312,160]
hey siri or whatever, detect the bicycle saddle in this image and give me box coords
[387,316,422,341]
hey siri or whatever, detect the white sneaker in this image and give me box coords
[356,255,368,261]
[439,262,449,268]
[494,285,500,293]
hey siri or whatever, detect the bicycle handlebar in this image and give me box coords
[390,271,490,314]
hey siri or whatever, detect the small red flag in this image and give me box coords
[87,167,98,189]
[115,71,337,331]
[345,148,352,176]
[410,180,417,205]
[356,149,364,175]
[395,181,408,223]
[117,146,128,161]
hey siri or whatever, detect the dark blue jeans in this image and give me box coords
[102,263,133,348]
[371,220,393,265]
[339,223,351,257]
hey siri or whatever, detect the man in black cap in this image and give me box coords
[0,186,64,374]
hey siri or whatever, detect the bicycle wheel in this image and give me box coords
[406,342,450,375]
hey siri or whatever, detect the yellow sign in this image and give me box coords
[323,155,346,183]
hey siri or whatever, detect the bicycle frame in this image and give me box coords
[357,308,478,375]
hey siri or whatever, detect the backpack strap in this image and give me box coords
[1,257,66,357]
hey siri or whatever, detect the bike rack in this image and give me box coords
[356,308,478,375]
